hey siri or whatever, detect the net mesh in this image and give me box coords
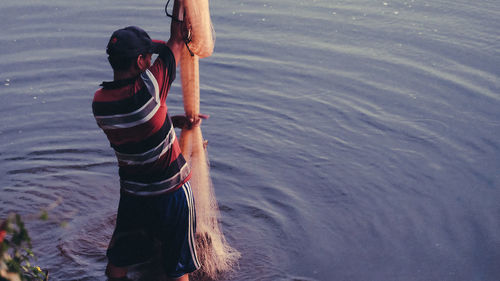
[181,128,240,280]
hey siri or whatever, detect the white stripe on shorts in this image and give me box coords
[182,182,200,269]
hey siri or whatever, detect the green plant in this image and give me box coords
[0,214,47,281]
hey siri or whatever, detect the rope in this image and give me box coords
[165,0,195,56]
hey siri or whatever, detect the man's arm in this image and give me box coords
[166,0,185,67]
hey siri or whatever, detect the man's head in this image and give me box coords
[106,26,157,72]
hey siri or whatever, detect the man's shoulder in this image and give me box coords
[93,79,138,103]
[92,87,104,103]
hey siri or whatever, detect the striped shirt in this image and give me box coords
[92,43,190,196]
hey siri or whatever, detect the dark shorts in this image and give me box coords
[107,182,200,278]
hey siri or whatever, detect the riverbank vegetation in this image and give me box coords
[0,214,47,281]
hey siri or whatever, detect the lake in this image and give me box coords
[0,0,499,280]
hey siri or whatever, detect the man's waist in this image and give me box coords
[118,164,191,196]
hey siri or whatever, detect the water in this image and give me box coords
[1,0,499,280]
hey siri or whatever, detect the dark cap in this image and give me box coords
[106,26,159,57]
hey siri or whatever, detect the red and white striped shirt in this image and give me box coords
[92,43,190,196]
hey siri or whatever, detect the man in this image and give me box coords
[92,2,203,280]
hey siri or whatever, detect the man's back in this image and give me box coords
[92,45,191,196]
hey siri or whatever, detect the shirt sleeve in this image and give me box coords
[149,40,176,102]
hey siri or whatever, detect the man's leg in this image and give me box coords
[105,262,128,279]
[161,183,200,280]
[166,274,189,281]
[106,193,154,280]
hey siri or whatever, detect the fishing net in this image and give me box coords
[178,25,239,281]
[182,0,214,58]
[165,0,215,58]
[181,127,240,280]
[167,0,239,276]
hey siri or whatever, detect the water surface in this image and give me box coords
[1,0,499,280]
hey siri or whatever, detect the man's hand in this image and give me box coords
[167,0,187,66]
[171,113,209,129]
